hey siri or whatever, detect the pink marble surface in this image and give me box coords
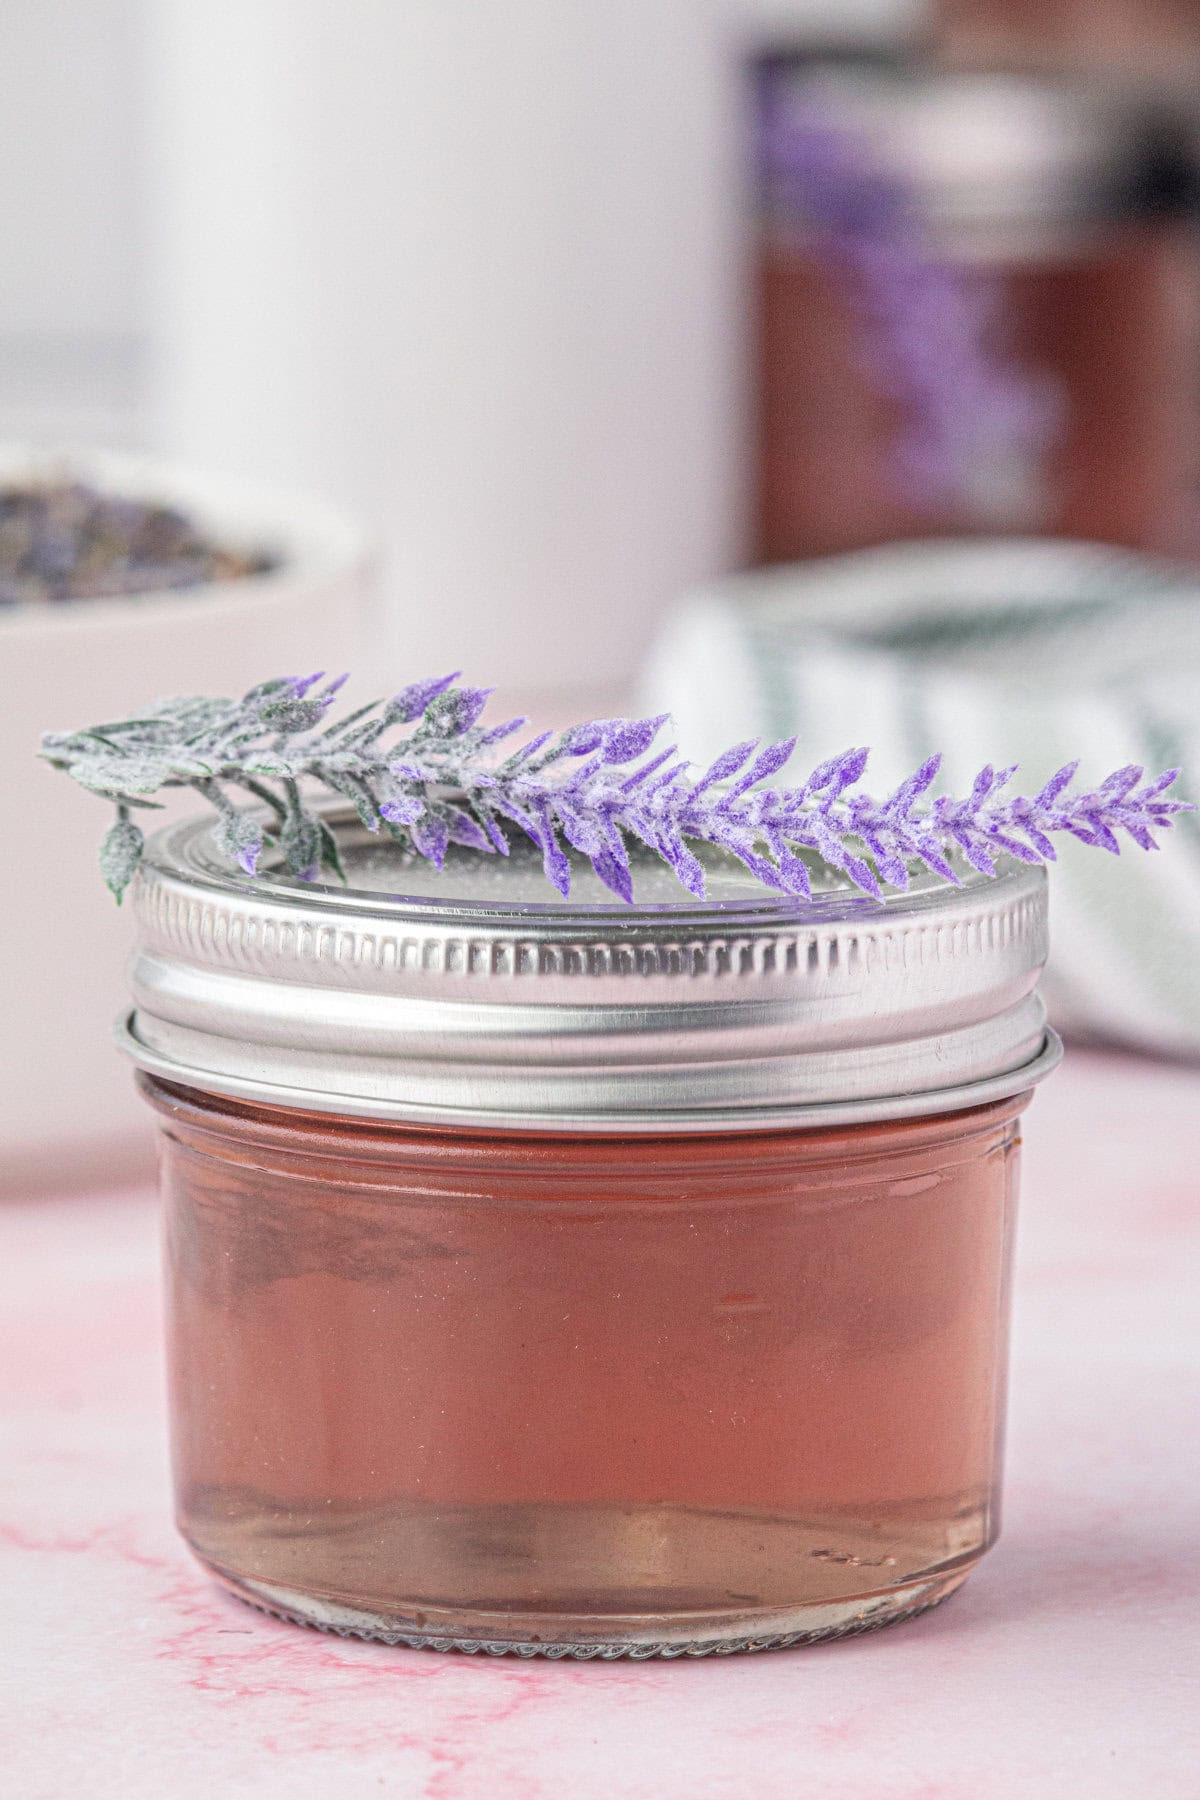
[2,1049,1197,1799]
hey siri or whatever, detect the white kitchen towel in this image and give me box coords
[641,539,1200,1056]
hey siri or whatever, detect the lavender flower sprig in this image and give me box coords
[39,673,1192,904]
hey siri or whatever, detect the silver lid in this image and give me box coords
[763,63,1156,259]
[120,808,1060,1133]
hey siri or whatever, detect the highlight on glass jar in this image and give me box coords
[41,673,1192,1657]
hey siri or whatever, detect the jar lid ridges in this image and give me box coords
[119,809,1059,1132]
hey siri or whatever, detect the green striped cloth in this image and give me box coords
[640,540,1200,1057]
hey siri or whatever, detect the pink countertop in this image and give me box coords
[2,1049,1198,1799]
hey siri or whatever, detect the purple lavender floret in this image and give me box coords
[759,92,1059,509]
[39,674,1193,904]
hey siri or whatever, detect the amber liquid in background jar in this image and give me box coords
[755,222,1200,562]
[148,1076,1025,1652]
[930,0,1200,84]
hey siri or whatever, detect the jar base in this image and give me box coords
[203,1559,974,1658]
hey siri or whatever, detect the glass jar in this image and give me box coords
[752,57,1200,563]
[122,813,1060,1656]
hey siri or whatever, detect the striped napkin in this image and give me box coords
[640,539,1200,1057]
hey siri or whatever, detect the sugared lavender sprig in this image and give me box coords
[40,673,1192,904]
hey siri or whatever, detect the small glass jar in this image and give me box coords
[752,56,1200,563]
[122,814,1060,1657]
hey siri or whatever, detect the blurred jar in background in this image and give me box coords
[752,57,1200,564]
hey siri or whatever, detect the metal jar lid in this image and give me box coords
[119,807,1061,1134]
[758,56,1167,261]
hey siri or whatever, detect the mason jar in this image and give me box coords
[752,56,1200,563]
[121,811,1061,1657]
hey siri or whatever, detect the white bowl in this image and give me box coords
[0,450,373,1193]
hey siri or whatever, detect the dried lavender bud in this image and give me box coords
[39,674,1193,904]
[215,811,264,878]
[0,475,275,607]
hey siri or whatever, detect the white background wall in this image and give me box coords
[0,0,145,443]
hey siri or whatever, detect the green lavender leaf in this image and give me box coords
[260,697,329,735]
[99,813,144,903]
[74,754,174,796]
[169,755,219,778]
[241,752,295,776]
[318,819,348,884]
[280,804,323,880]
[318,766,381,833]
